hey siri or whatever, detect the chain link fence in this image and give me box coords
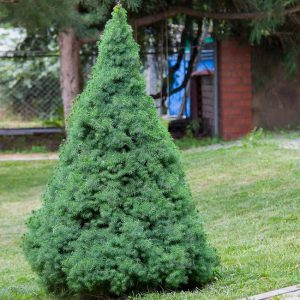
[0,51,96,129]
[0,52,61,128]
[0,49,189,129]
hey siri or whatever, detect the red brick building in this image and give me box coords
[190,38,300,141]
[218,40,253,140]
[190,39,253,140]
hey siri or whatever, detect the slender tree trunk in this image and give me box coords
[58,27,83,121]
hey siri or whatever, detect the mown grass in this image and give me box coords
[0,117,45,129]
[0,141,299,299]
[0,160,54,300]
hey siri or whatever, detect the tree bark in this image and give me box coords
[134,5,300,27]
[58,27,83,121]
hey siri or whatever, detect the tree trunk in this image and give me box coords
[58,27,83,121]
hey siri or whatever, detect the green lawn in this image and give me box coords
[0,141,299,299]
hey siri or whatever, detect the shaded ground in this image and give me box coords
[0,134,299,299]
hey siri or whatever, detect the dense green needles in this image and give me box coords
[22,6,218,297]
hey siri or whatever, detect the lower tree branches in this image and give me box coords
[134,4,300,28]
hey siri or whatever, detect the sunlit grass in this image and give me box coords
[0,161,54,299]
[0,115,45,129]
[0,141,299,299]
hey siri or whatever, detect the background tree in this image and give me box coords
[23,6,219,297]
[0,0,142,118]
[0,27,63,123]
[1,0,300,119]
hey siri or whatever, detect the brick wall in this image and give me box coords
[218,40,253,140]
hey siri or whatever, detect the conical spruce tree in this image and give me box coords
[23,5,219,297]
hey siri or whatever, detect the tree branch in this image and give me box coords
[151,47,198,100]
[79,35,102,45]
[134,4,300,28]
[80,4,300,44]
[157,17,192,98]
[151,27,201,100]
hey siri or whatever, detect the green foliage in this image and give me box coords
[246,1,300,77]
[42,106,65,128]
[214,1,300,78]
[242,127,265,148]
[249,0,287,43]
[185,120,201,138]
[0,0,142,38]
[0,145,48,154]
[0,55,61,121]
[22,6,218,298]
[174,136,221,150]
[3,0,300,81]
[283,44,300,78]
[159,117,169,130]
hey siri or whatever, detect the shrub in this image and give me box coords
[23,5,219,297]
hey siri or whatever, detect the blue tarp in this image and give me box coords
[167,49,215,117]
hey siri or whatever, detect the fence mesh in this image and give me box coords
[0,50,161,129]
[0,52,62,128]
[0,50,177,130]
[0,51,96,128]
